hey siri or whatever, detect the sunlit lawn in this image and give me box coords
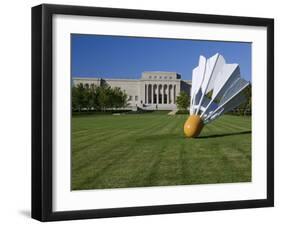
[71,112,251,190]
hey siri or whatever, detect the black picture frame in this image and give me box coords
[32,3,274,222]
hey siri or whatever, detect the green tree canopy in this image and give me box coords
[72,83,88,112]
[72,83,128,112]
[176,91,190,110]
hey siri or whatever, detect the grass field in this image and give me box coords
[71,112,251,190]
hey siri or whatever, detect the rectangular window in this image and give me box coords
[135,96,138,101]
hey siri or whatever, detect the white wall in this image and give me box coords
[0,0,279,225]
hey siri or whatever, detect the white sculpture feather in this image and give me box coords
[184,53,250,138]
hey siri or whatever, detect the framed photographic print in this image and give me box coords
[32,4,274,221]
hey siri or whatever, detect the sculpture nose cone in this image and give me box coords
[184,115,204,138]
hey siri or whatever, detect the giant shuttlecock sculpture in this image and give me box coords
[184,53,250,138]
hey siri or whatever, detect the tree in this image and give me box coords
[84,85,92,111]
[120,90,128,109]
[97,84,111,111]
[176,91,189,110]
[111,87,128,109]
[243,84,252,115]
[72,83,88,112]
[72,83,129,112]
[231,83,252,116]
[88,84,100,111]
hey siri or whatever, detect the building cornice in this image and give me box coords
[72,77,139,82]
[72,77,192,84]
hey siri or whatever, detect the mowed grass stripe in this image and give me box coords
[72,113,251,190]
[72,114,175,186]
[73,143,139,189]
[184,117,251,184]
[201,116,251,138]
[207,120,246,134]
[71,115,175,189]
[87,138,169,189]
[137,118,185,187]
[219,116,251,129]
[72,114,162,138]
[72,114,165,154]
[72,116,166,173]
[85,116,185,189]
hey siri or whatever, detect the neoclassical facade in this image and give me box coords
[73,72,191,110]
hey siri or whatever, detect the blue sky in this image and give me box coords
[71,34,251,81]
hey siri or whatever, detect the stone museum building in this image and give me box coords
[72,72,191,110]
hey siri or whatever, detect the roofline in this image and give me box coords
[72,77,139,81]
[72,77,101,80]
[142,71,181,75]
[72,77,191,83]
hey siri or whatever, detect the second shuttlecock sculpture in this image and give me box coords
[184,53,250,138]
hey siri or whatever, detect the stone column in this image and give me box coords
[149,85,150,104]
[147,84,149,104]
[174,85,176,104]
[151,84,153,104]
[171,84,174,104]
[145,84,147,104]
[162,84,165,104]
[167,84,171,104]
[156,84,159,104]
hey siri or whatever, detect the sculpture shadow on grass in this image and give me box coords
[198,130,252,139]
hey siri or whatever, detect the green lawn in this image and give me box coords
[71,112,251,190]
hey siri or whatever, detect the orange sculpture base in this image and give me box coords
[184,115,204,138]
